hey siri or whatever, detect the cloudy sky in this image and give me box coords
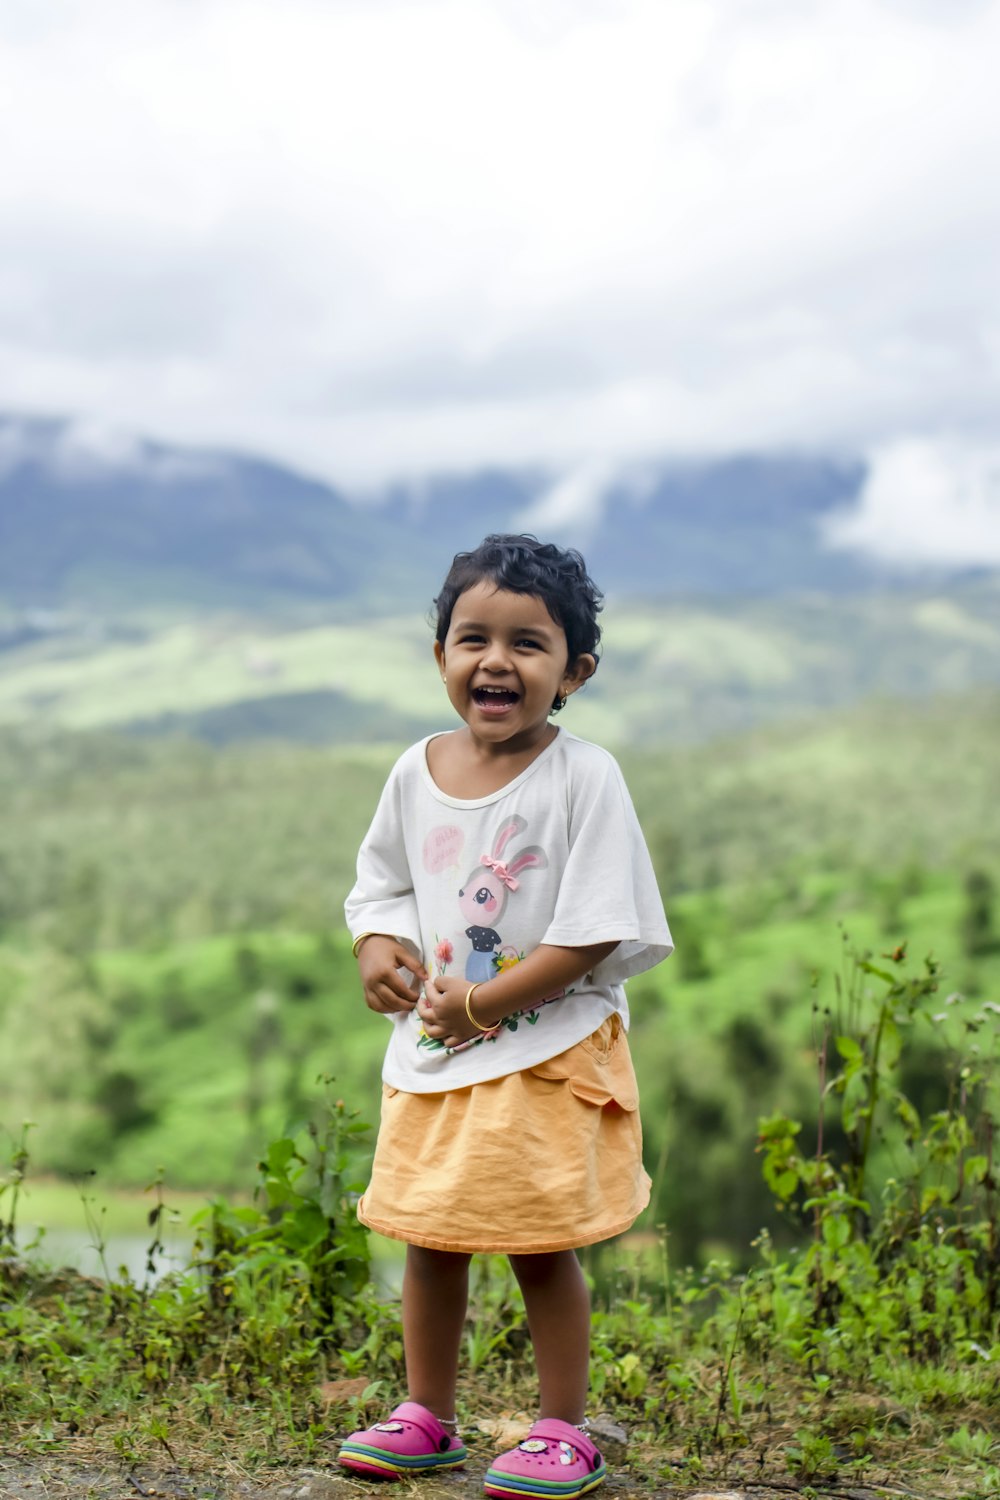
[2,0,1000,558]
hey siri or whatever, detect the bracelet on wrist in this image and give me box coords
[464,983,498,1034]
[351,931,381,959]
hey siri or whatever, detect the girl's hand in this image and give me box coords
[418,941,620,1047]
[418,974,490,1048]
[357,936,427,1015]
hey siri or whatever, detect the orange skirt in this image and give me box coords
[357,1014,650,1254]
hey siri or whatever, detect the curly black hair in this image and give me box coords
[433,535,603,710]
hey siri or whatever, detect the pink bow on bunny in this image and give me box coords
[480,854,520,891]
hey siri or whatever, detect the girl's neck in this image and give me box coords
[425,724,559,799]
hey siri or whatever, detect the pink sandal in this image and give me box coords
[338,1400,467,1480]
[484,1418,606,1498]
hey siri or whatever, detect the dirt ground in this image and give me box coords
[0,1457,942,1500]
[0,1411,943,1500]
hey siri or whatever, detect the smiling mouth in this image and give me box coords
[472,686,520,710]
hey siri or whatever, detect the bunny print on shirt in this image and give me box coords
[458,815,547,982]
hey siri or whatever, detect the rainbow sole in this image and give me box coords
[339,1440,467,1479]
[483,1463,606,1498]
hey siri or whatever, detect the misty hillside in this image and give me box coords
[378,456,876,598]
[4,412,999,748]
[0,411,919,617]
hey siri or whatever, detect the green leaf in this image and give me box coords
[835,1035,862,1065]
[822,1213,851,1250]
[775,1169,799,1201]
[879,1015,901,1069]
[860,961,895,983]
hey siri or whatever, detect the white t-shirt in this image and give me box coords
[345,728,673,1092]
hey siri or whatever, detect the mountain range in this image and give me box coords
[0,411,953,617]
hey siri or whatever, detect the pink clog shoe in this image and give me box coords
[338,1400,467,1480]
[484,1418,606,1498]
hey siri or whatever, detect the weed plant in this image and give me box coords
[1,941,998,1498]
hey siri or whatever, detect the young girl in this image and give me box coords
[339,534,672,1497]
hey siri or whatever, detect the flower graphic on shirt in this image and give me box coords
[433,936,454,974]
[493,947,524,974]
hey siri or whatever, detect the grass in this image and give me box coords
[2,1137,997,1499]
[2,937,998,1497]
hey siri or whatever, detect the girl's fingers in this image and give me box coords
[366,981,417,1013]
[379,973,417,1005]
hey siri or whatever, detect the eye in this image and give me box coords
[516,637,544,650]
[474,887,493,905]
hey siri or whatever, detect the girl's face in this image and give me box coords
[434,582,595,753]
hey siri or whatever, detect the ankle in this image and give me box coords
[410,1400,459,1428]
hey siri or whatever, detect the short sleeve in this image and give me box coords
[540,748,672,985]
[344,761,421,954]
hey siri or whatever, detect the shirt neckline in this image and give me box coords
[419,727,565,808]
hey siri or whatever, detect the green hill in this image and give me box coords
[2,580,999,747]
[2,694,997,1260]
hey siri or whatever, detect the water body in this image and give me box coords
[17,1223,403,1291]
[18,1224,195,1284]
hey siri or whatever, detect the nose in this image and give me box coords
[480,637,513,671]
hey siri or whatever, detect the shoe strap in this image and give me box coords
[526,1419,602,1466]
[389,1401,459,1449]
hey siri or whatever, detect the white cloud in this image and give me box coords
[515,462,617,535]
[824,439,1000,566]
[0,0,998,495]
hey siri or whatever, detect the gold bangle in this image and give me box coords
[351,931,381,959]
[465,983,496,1033]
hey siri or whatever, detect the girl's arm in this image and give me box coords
[418,940,618,1049]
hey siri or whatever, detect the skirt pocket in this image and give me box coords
[529,1012,639,1112]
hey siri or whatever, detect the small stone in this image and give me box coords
[588,1416,628,1463]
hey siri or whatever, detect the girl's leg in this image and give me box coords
[509,1250,591,1424]
[403,1244,471,1419]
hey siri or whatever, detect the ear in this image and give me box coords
[433,640,447,681]
[561,653,597,699]
[506,846,548,877]
[491,814,528,859]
